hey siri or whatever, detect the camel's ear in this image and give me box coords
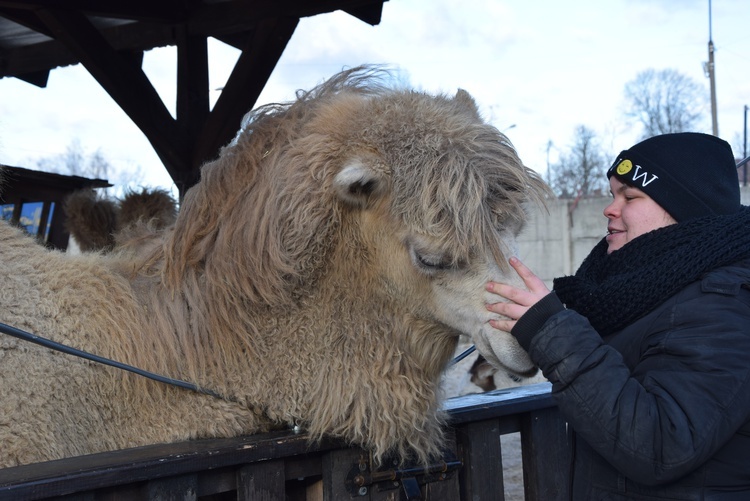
[454,88,481,118]
[334,160,387,208]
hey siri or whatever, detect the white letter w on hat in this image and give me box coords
[632,165,659,187]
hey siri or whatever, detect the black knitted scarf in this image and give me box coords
[553,206,750,336]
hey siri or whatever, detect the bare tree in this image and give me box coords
[34,139,145,196]
[731,131,747,160]
[36,139,111,179]
[549,125,608,199]
[623,69,707,138]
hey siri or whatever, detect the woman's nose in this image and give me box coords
[603,200,618,219]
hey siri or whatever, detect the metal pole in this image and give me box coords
[744,104,748,159]
[744,105,748,185]
[546,140,553,186]
[708,0,719,136]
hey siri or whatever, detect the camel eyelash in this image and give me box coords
[409,245,454,273]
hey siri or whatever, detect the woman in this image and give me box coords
[487,132,750,499]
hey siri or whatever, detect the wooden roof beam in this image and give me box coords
[33,7,190,187]
[174,27,209,190]
[0,1,186,23]
[193,16,298,179]
[14,68,48,86]
[0,15,174,81]
[187,0,385,37]
[342,3,383,25]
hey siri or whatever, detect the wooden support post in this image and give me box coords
[521,408,571,501]
[237,460,285,501]
[456,419,505,501]
[145,474,198,500]
[321,448,365,500]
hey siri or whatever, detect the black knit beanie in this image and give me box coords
[607,132,740,222]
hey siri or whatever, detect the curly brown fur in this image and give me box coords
[118,188,176,230]
[114,188,177,251]
[1,66,550,468]
[64,189,118,251]
[65,188,177,252]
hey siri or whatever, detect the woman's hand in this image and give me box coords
[486,257,550,332]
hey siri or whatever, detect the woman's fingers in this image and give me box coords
[508,257,549,296]
[485,257,550,333]
[489,317,516,332]
[486,281,535,308]
[486,298,528,321]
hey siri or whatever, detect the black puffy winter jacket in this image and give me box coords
[513,261,750,500]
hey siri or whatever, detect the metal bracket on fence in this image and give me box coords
[345,453,462,500]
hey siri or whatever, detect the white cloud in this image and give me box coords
[0,0,748,189]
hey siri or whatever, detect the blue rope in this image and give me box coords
[449,345,476,367]
[0,321,223,399]
[2,319,476,397]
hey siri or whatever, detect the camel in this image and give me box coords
[64,188,177,252]
[0,66,549,468]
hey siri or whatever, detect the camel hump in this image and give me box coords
[64,189,118,252]
[65,188,177,252]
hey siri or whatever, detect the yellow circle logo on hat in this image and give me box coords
[616,159,633,175]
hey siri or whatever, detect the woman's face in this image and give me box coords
[604,176,677,254]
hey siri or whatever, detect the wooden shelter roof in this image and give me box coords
[0,1,387,195]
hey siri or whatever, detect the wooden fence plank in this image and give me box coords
[456,419,505,501]
[0,384,558,501]
[0,431,344,499]
[321,448,364,501]
[423,472,461,501]
[521,407,571,501]
[146,474,197,500]
[237,460,285,501]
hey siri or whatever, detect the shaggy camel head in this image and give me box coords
[162,67,549,380]
[144,66,549,463]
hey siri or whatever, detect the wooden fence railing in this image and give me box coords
[0,382,569,501]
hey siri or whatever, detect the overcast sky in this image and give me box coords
[0,0,748,194]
